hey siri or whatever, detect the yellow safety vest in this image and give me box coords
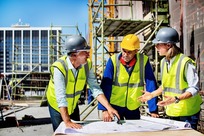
[110,53,148,110]
[46,56,91,115]
[161,54,202,116]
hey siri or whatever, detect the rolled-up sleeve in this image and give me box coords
[87,68,103,98]
[185,62,199,96]
[54,67,68,107]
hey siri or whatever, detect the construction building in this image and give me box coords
[87,0,204,133]
[0,22,60,99]
[0,0,204,134]
[0,21,82,100]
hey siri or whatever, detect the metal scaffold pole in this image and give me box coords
[11,64,41,90]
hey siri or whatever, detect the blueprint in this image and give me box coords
[54,116,191,135]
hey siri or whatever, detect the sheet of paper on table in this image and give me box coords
[54,116,191,135]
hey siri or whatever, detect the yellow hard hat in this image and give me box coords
[121,34,140,50]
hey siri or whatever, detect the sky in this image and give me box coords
[0,0,89,37]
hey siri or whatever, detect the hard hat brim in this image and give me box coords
[77,46,91,52]
[152,38,161,44]
[152,39,178,44]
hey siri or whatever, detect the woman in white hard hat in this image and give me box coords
[138,27,202,129]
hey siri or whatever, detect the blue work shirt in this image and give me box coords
[98,55,158,113]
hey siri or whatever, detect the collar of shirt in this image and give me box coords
[66,57,74,70]
[66,57,78,77]
[165,56,176,70]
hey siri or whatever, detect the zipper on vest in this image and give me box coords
[71,70,79,114]
[125,76,131,107]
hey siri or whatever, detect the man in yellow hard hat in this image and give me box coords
[98,34,159,121]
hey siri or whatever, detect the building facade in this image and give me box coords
[0,24,62,99]
[0,24,62,74]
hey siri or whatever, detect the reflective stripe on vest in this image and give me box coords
[161,54,186,94]
[46,56,91,115]
[160,54,202,116]
[110,53,147,110]
[56,58,68,87]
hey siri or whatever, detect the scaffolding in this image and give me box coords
[49,24,82,64]
[85,0,169,119]
[88,0,169,78]
[2,0,169,101]
[5,41,49,100]
[1,24,82,100]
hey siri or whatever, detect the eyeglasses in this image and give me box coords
[76,49,90,53]
[121,48,138,55]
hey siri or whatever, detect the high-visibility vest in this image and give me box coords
[161,54,202,116]
[46,56,91,115]
[110,53,148,110]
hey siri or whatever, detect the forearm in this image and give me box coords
[87,68,104,98]
[177,91,192,100]
[96,94,112,111]
[151,86,163,98]
[59,107,82,129]
[59,107,71,124]
[176,62,197,100]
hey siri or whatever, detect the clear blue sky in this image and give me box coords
[0,0,88,37]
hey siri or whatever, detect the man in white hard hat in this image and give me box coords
[46,35,119,131]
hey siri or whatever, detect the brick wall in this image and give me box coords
[169,0,204,133]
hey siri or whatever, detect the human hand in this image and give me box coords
[102,110,112,122]
[106,107,120,122]
[138,90,154,102]
[157,95,175,106]
[65,120,82,129]
[150,113,159,118]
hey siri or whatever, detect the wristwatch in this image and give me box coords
[174,96,180,103]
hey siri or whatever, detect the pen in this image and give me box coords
[114,115,123,125]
